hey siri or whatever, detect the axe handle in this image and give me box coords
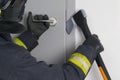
[79,18,111,80]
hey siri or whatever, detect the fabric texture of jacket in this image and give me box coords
[0,32,96,80]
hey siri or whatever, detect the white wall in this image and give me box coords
[76,0,120,80]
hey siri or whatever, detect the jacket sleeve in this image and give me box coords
[13,31,39,51]
[0,42,95,80]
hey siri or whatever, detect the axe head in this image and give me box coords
[66,9,87,34]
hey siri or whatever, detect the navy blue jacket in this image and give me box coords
[0,32,96,80]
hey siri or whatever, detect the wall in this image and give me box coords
[76,0,120,79]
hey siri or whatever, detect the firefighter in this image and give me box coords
[0,0,104,80]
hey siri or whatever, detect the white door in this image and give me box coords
[24,0,75,64]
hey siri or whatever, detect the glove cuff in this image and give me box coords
[17,31,39,51]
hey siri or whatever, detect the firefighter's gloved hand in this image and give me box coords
[27,12,50,39]
[75,34,104,65]
[83,34,104,54]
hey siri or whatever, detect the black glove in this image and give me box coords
[75,34,104,64]
[27,12,49,38]
[83,34,104,54]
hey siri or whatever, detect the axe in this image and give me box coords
[66,10,111,80]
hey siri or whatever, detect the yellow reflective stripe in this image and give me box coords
[72,53,91,68]
[69,58,87,75]
[68,53,91,75]
[72,56,89,71]
[13,38,27,49]
[0,9,2,15]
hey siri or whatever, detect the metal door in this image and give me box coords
[24,0,75,64]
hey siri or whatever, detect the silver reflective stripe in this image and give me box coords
[72,56,89,71]
[69,53,91,75]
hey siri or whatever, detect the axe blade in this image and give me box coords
[66,9,87,34]
[66,18,76,34]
